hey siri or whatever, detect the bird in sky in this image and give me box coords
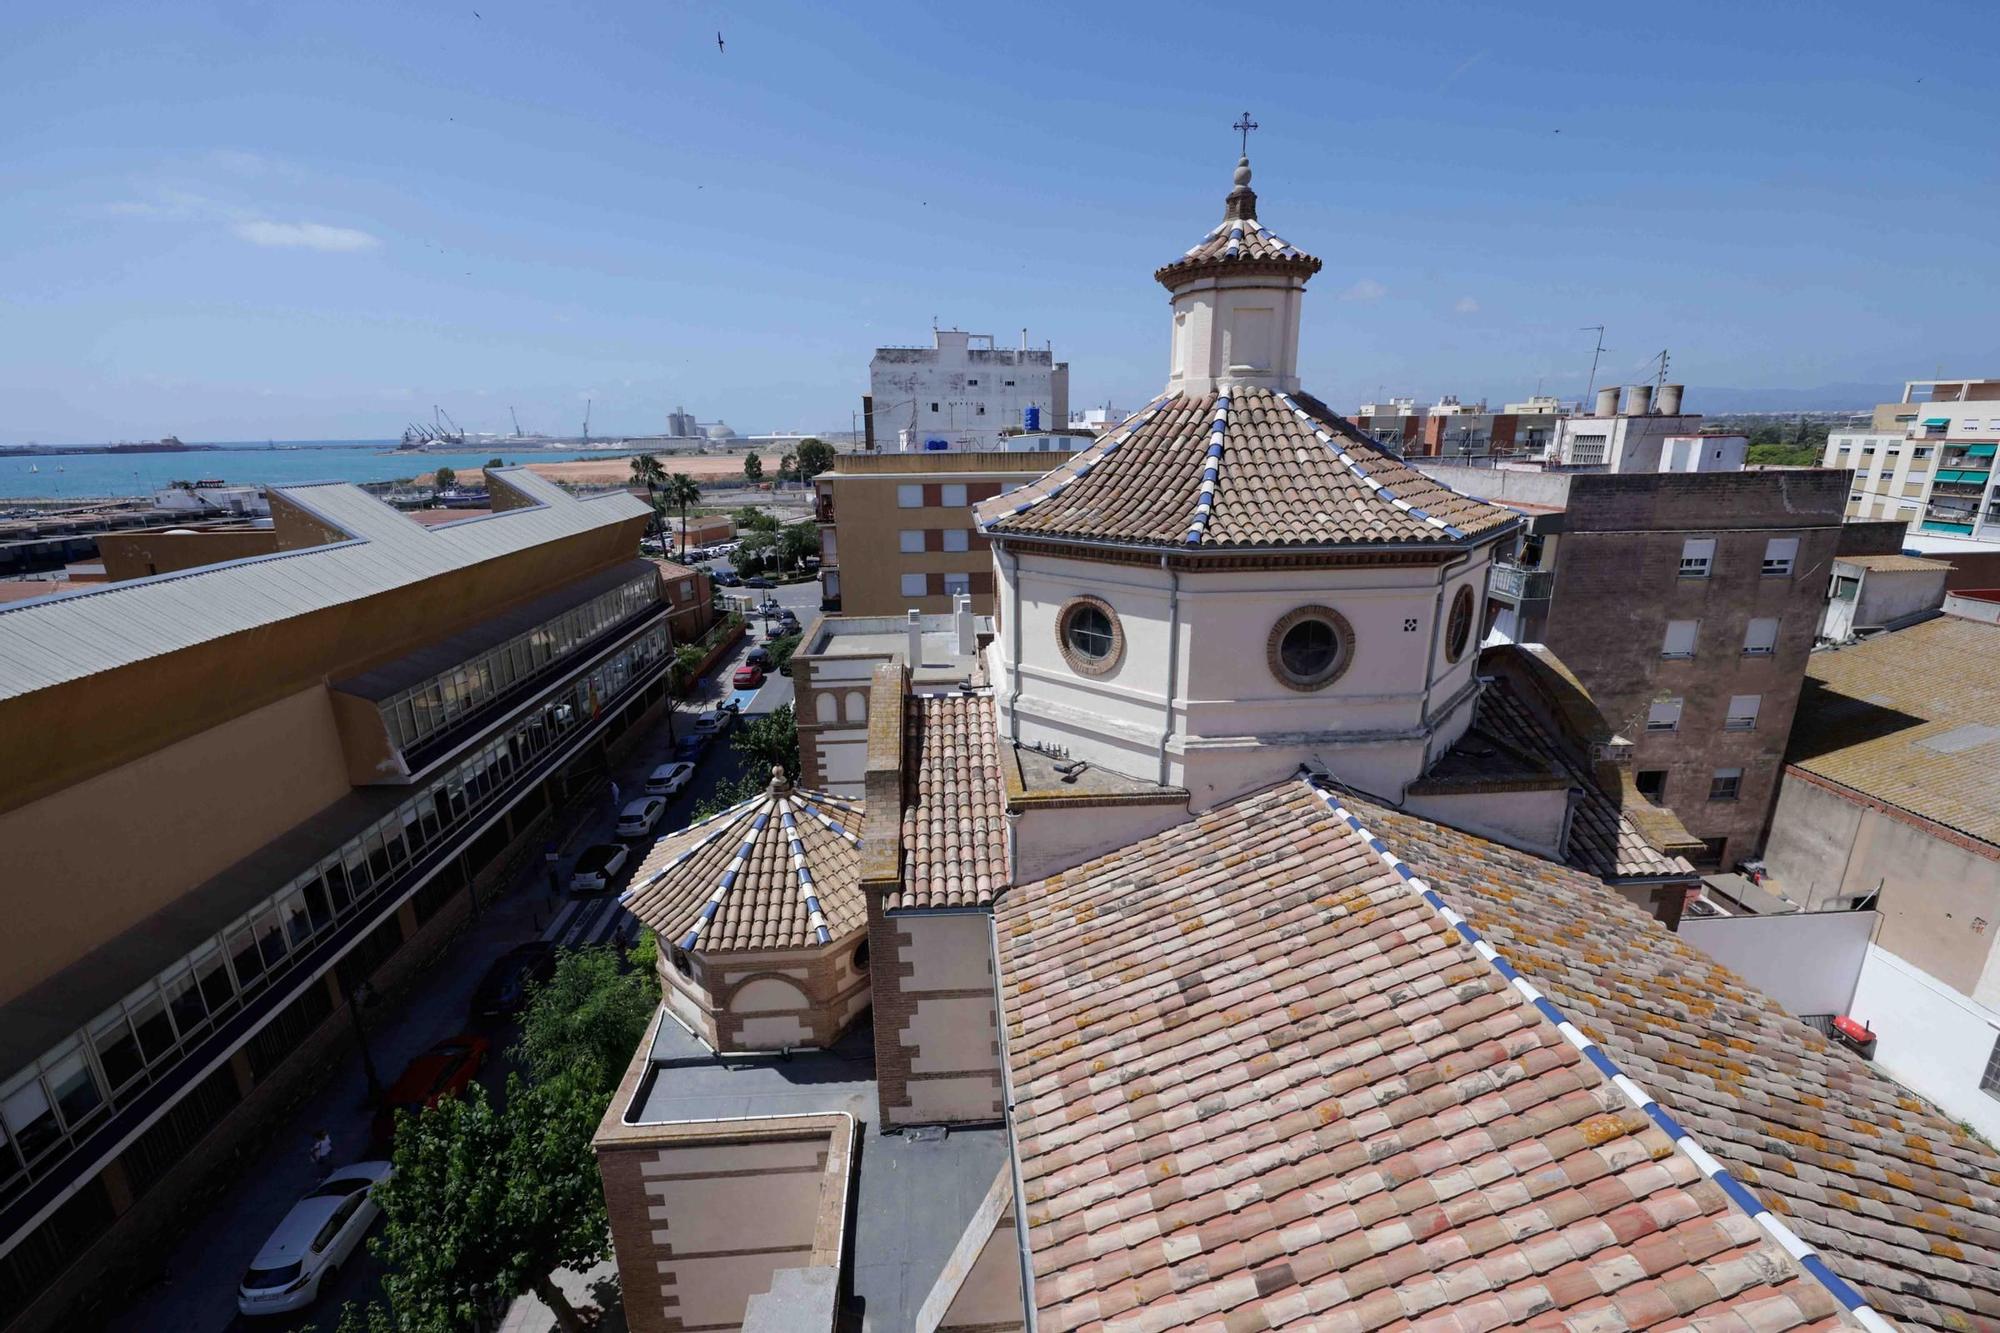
[716,31,725,53]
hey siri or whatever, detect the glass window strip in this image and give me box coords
[7,620,670,1185]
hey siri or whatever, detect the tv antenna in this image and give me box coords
[1581,325,1608,404]
[1649,349,1670,399]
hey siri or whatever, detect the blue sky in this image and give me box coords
[3,0,1996,444]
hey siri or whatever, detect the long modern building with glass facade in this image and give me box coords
[0,469,664,1332]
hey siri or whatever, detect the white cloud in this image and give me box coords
[1454,296,1480,314]
[230,219,381,252]
[1340,278,1387,303]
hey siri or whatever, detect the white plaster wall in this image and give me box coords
[1403,786,1569,861]
[870,334,1066,450]
[1849,944,2000,1144]
[1167,274,1307,395]
[1012,801,1194,884]
[1677,912,1876,1017]
[996,544,1495,809]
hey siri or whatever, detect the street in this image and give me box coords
[105,581,813,1333]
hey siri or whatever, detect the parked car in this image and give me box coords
[237,1162,394,1316]
[645,760,695,797]
[744,576,776,590]
[569,841,632,894]
[744,646,772,669]
[713,570,742,587]
[733,663,765,689]
[691,709,735,739]
[470,942,557,1018]
[674,733,710,763]
[616,796,667,838]
[370,1036,490,1149]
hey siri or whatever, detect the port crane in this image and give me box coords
[398,404,468,449]
[510,406,525,439]
[581,398,591,446]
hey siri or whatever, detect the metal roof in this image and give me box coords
[0,470,648,703]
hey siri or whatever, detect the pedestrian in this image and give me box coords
[609,778,622,809]
[309,1128,333,1177]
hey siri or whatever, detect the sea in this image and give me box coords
[0,441,637,501]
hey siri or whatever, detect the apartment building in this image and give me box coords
[1349,397,1565,458]
[1828,376,2000,533]
[0,471,665,1332]
[1424,463,1846,870]
[812,452,1050,616]
[866,328,1070,452]
[1544,383,1734,470]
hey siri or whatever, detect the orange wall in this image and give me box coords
[95,530,279,582]
[0,686,353,1002]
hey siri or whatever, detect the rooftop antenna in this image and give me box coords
[1650,349,1670,400]
[1580,325,1608,405]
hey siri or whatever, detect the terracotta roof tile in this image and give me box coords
[1788,616,2000,847]
[996,780,2000,1332]
[975,387,1516,551]
[893,692,1006,910]
[620,771,865,952]
[1470,679,1697,882]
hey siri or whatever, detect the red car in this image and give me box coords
[732,663,765,689]
[370,1035,490,1148]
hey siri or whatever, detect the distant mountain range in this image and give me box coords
[1679,383,1897,413]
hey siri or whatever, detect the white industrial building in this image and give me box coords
[869,329,1069,452]
[1545,384,1724,471]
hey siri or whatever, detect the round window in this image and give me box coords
[1446,585,1475,663]
[851,941,870,973]
[1267,606,1354,691]
[1056,597,1123,676]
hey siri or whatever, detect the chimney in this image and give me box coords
[1594,386,1622,417]
[906,609,923,669]
[954,593,975,655]
[1627,384,1653,415]
[1657,383,1685,415]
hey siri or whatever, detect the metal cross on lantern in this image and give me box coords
[1234,111,1258,156]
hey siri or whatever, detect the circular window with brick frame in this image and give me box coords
[1268,606,1355,692]
[1445,585,1475,664]
[1056,595,1124,676]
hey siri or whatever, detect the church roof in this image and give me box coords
[997,777,1997,1333]
[973,387,1518,550]
[892,692,1007,912]
[620,768,866,953]
[1153,156,1323,288]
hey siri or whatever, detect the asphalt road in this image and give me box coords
[107,620,795,1333]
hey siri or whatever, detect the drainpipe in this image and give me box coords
[1157,556,1182,786]
[1004,541,1025,744]
[1004,808,1021,885]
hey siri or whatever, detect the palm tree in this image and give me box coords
[629,454,667,548]
[663,472,702,554]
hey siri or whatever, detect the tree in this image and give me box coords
[734,530,776,576]
[663,472,702,552]
[486,456,506,469]
[733,704,799,781]
[630,454,668,549]
[516,945,659,1092]
[672,642,708,697]
[793,438,836,481]
[778,521,821,570]
[733,506,781,534]
[777,452,798,485]
[432,466,458,493]
[743,451,764,484]
[364,1075,608,1333]
[766,631,801,676]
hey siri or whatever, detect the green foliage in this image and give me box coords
[626,927,660,987]
[1746,417,1831,452]
[672,642,707,694]
[690,768,765,820]
[733,506,781,533]
[766,632,801,674]
[516,946,659,1095]
[663,473,702,549]
[734,529,776,577]
[793,438,836,481]
[743,451,764,483]
[733,704,799,781]
[778,520,821,569]
[432,466,458,492]
[1745,443,1822,467]
[776,451,798,484]
[486,457,505,469]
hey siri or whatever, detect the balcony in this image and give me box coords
[1488,561,1553,602]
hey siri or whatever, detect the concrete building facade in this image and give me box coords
[868,329,1070,452]
[1827,376,2000,534]
[812,452,1051,617]
[0,471,664,1332]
